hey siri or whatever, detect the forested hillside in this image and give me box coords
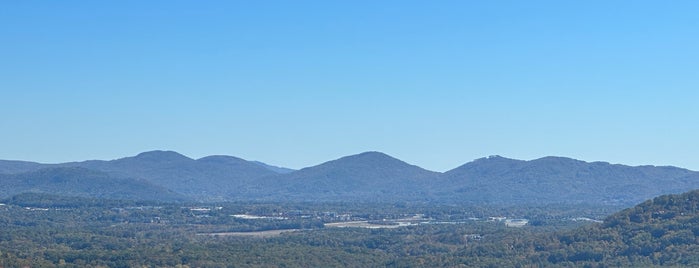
[536,189,699,266]
[0,167,184,201]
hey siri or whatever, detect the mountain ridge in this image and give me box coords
[252,151,441,202]
[3,152,694,175]
[1,151,698,205]
[0,167,185,201]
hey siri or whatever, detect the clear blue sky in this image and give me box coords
[1,1,698,171]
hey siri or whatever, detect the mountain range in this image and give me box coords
[1,151,697,205]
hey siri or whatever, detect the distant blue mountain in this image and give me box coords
[441,155,697,205]
[0,160,44,174]
[252,152,440,202]
[0,151,287,201]
[0,167,184,201]
[58,151,280,201]
[1,151,698,205]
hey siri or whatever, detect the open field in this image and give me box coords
[198,229,301,237]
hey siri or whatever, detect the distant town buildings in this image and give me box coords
[505,219,529,228]
[488,216,529,227]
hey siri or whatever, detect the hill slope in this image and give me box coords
[0,167,185,201]
[532,189,699,266]
[0,160,45,174]
[441,155,697,205]
[252,161,295,174]
[254,152,441,202]
[58,151,279,201]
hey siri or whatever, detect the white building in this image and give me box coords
[504,219,529,228]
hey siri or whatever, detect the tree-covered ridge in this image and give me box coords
[594,190,699,265]
[515,190,699,266]
[605,189,699,227]
[442,155,697,206]
[0,167,185,201]
[2,151,699,205]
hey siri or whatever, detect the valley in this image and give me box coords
[0,193,616,267]
[3,190,699,267]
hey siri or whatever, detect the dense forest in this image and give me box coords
[2,190,699,267]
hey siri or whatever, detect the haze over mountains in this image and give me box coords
[1,151,697,205]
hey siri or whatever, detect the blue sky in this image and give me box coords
[1,1,698,171]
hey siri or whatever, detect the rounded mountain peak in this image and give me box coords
[354,151,393,158]
[132,150,192,162]
[197,155,246,163]
[335,151,405,165]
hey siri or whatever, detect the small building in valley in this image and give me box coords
[504,219,529,228]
